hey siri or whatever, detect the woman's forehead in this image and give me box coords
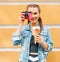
[28,7,39,12]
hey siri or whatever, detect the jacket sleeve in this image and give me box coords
[11,31,23,46]
[43,28,53,52]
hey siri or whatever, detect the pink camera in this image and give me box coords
[21,11,32,20]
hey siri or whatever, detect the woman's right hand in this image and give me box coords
[19,14,25,26]
[19,13,28,26]
[15,14,28,35]
[14,16,25,35]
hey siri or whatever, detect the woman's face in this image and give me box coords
[28,7,40,23]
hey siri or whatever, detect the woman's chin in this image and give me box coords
[31,20,36,23]
[32,21,37,24]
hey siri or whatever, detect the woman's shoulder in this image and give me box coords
[21,24,29,31]
[40,25,49,35]
[43,25,49,30]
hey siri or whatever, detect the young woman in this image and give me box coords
[11,4,53,62]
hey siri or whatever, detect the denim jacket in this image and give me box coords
[11,24,53,62]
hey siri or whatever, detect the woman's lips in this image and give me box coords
[31,18,36,21]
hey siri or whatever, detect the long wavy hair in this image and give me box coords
[26,4,43,33]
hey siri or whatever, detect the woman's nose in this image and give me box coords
[32,14,35,18]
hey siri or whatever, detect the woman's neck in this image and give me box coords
[30,22,38,27]
[30,21,38,31]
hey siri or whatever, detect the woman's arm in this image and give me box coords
[11,25,23,46]
[35,28,53,51]
[11,16,25,46]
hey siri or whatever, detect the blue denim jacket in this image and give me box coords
[11,24,53,62]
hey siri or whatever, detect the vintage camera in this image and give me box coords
[21,11,32,20]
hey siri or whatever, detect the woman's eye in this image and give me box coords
[34,12,37,15]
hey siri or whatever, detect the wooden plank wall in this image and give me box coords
[0,4,60,62]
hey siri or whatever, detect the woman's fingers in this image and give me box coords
[35,35,44,44]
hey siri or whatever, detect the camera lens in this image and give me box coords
[25,13,29,19]
[21,11,31,19]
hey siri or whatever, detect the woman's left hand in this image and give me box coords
[34,35,44,44]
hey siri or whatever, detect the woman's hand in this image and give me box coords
[14,15,25,35]
[34,35,48,50]
[19,13,28,25]
[19,15,25,26]
[34,35,44,44]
